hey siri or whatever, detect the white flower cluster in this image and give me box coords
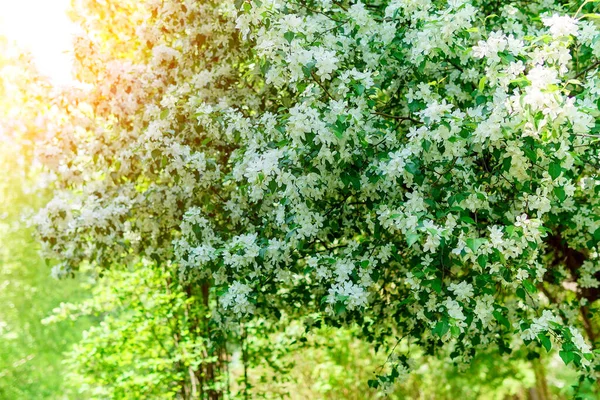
[521,310,560,341]
[35,0,600,381]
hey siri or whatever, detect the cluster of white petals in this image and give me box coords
[32,0,600,384]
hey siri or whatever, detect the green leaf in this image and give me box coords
[285,228,297,241]
[429,278,442,294]
[493,310,510,329]
[583,13,600,19]
[367,379,379,388]
[404,162,419,175]
[477,254,487,268]
[554,186,566,202]
[334,301,346,315]
[559,350,575,365]
[302,61,316,78]
[341,171,361,190]
[459,215,475,224]
[549,162,562,180]
[406,233,420,247]
[192,224,203,241]
[450,325,460,337]
[538,333,552,352]
[284,31,295,43]
[593,227,600,243]
[466,238,486,253]
[433,319,449,337]
[505,225,515,237]
[523,280,537,294]
[352,83,365,95]
[332,116,347,139]
[499,52,516,63]
[510,77,529,87]
[151,149,161,159]
[422,140,432,152]
[478,76,487,92]
[502,156,512,173]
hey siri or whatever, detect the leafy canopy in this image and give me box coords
[36,0,600,392]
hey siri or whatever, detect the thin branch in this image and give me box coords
[371,111,421,124]
[575,60,600,79]
[377,334,407,374]
[310,71,335,101]
[431,157,459,187]
[332,0,348,11]
[324,192,352,217]
[574,132,600,138]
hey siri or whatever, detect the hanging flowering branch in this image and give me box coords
[36,0,600,393]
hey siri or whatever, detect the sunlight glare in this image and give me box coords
[0,0,75,84]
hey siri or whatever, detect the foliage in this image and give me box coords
[250,327,536,399]
[0,195,88,399]
[0,34,91,399]
[45,264,227,399]
[28,0,600,397]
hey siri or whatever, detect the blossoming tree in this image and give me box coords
[37,0,600,395]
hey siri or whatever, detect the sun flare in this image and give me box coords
[0,0,74,84]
